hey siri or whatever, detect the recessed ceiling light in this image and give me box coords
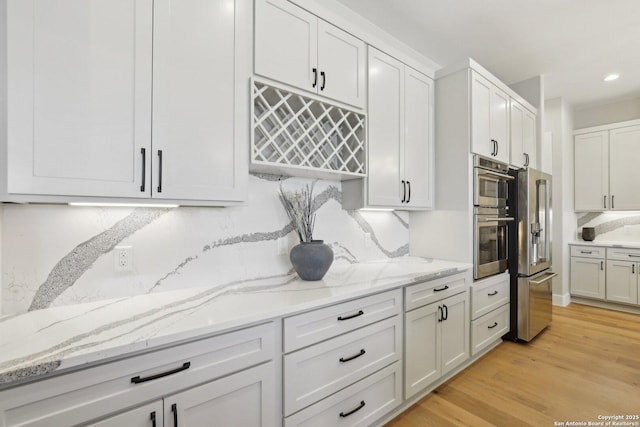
[604,73,620,82]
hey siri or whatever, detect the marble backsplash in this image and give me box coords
[576,212,640,242]
[1,174,409,315]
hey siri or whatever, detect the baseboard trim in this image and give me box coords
[570,296,640,315]
[552,293,571,307]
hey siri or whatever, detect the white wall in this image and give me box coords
[545,97,576,306]
[0,204,3,317]
[574,96,640,129]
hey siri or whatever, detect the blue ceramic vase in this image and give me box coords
[290,240,334,281]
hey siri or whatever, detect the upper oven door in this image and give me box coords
[474,166,514,208]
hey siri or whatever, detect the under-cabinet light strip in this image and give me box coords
[68,202,179,208]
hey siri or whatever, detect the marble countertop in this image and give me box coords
[570,240,640,249]
[0,257,471,389]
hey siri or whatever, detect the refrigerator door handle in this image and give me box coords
[529,272,558,285]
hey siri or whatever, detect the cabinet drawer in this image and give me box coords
[570,245,605,258]
[1,323,276,427]
[471,273,510,320]
[283,316,401,416]
[471,305,509,356]
[284,362,402,427]
[284,289,401,353]
[405,272,468,312]
[606,247,640,261]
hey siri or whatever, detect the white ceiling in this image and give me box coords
[334,0,640,108]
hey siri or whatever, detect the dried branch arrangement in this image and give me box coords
[279,182,317,243]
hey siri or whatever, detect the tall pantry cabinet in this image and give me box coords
[2,0,249,205]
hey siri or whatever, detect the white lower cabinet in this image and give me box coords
[471,304,509,356]
[570,246,606,299]
[404,283,470,400]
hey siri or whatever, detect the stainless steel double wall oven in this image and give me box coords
[473,156,514,280]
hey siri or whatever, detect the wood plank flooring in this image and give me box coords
[386,303,640,427]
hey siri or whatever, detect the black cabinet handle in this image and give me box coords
[339,349,366,363]
[338,310,364,321]
[524,153,529,167]
[487,290,498,297]
[628,254,640,258]
[157,150,163,193]
[601,261,604,271]
[140,148,146,192]
[488,322,498,329]
[339,400,366,418]
[401,180,406,203]
[131,362,191,384]
[604,195,607,209]
[407,181,411,203]
[612,195,615,209]
[320,71,326,91]
[150,411,157,427]
[172,403,178,427]
[633,264,636,274]
[495,140,499,156]
[443,304,448,321]
[433,285,449,293]
[490,139,497,156]
[312,68,318,88]
[580,251,593,254]
[437,305,443,322]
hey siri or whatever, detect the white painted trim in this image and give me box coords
[574,118,640,135]
[552,293,570,307]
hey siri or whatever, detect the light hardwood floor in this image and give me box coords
[386,303,640,427]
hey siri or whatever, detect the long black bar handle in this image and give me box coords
[320,71,326,91]
[140,148,146,192]
[172,403,178,427]
[488,322,498,329]
[604,195,607,209]
[487,290,498,297]
[339,349,366,363]
[612,195,615,209]
[433,285,449,293]
[437,306,443,322]
[339,401,366,418]
[131,362,191,384]
[337,310,364,321]
[443,304,448,321]
[401,180,406,203]
[157,150,163,193]
[601,261,604,271]
[633,264,635,274]
[490,139,497,156]
[312,68,318,88]
[407,181,411,203]
[150,411,157,427]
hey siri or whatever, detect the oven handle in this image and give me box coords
[475,169,515,181]
[529,272,558,285]
[478,217,515,222]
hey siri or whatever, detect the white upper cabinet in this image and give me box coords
[471,71,509,163]
[510,99,537,169]
[609,125,640,210]
[152,0,247,202]
[4,0,248,205]
[6,0,153,198]
[254,0,366,108]
[574,131,609,211]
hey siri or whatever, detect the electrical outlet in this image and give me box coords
[364,233,372,248]
[115,245,133,271]
[277,238,288,255]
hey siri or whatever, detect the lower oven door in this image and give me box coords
[474,213,513,280]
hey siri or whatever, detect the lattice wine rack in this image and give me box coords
[252,79,366,177]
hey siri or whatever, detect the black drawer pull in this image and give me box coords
[628,254,640,258]
[150,411,157,427]
[339,349,366,363]
[433,285,449,292]
[131,362,191,384]
[337,310,364,321]
[488,322,498,329]
[580,251,592,254]
[340,400,366,418]
[487,290,498,297]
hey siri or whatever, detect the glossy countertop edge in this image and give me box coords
[0,258,472,390]
[570,241,640,249]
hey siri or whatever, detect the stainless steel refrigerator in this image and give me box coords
[507,167,556,342]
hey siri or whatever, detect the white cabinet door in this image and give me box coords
[165,362,276,427]
[6,0,152,198]
[87,401,163,427]
[490,87,510,163]
[574,131,609,211]
[254,0,318,94]
[606,261,638,305]
[471,72,493,159]
[367,47,404,207]
[570,257,606,299]
[523,108,537,169]
[152,0,246,202]
[440,292,470,376]
[317,20,366,108]
[404,67,434,209]
[405,302,440,399]
[609,125,640,210]
[510,100,525,168]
